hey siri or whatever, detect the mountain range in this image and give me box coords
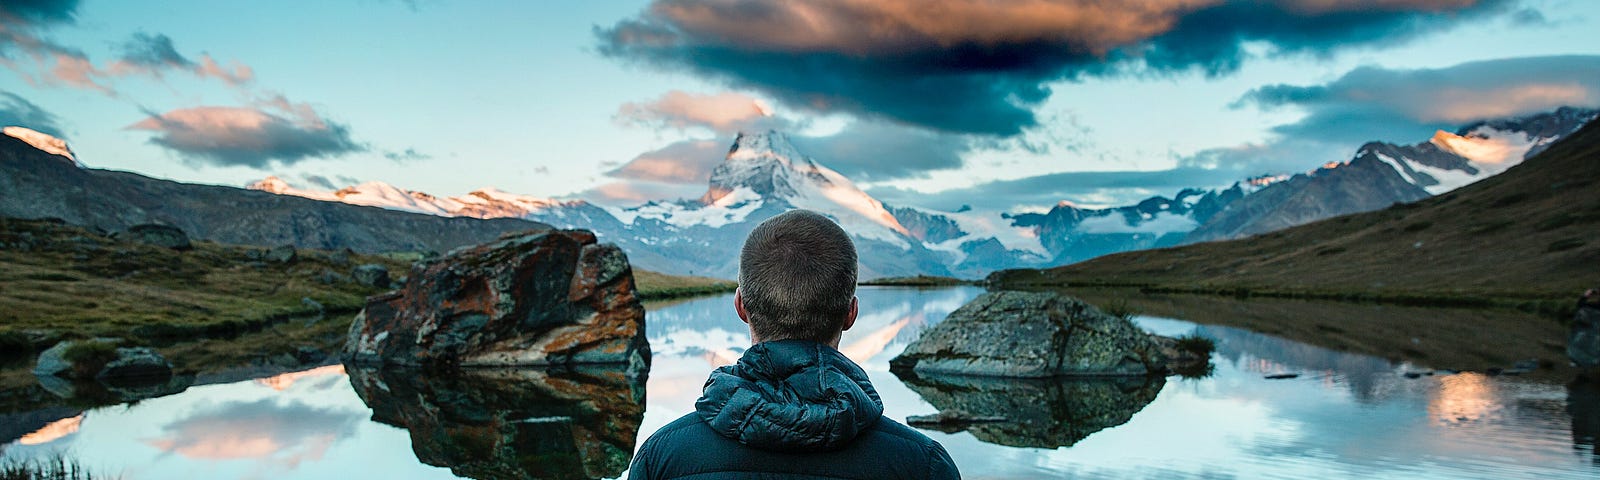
[0,107,1592,280]
[242,107,1596,279]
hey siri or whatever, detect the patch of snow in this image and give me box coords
[1372,153,1420,186]
[623,187,765,229]
[3,126,79,166]
[901,205,1048,255]
[1430,127,1538,177]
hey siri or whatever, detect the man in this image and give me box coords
[628,210,960,479]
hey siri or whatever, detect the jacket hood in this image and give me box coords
[695,339,885,452]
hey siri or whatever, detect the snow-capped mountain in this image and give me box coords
[1187,107,1597,242]
[245,107,1596,278]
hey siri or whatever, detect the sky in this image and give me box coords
[2,0,1599,213]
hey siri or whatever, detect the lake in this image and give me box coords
[3,286,1597,479]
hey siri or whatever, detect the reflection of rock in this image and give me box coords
[344,230,648,372]
[896,370,1164,448]
[35,372,191,404]
[891,291,1166,377]
[1572,379,1600,462]
[347,366,644,480]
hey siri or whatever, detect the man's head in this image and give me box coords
[736,210,859,345]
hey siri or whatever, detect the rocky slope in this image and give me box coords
[0,134,547,253]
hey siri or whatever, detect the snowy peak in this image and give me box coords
[246,177,577,218]
[702,130,832,204]
[3,126,78,167]
[247,175,293,194]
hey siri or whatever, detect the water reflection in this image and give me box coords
[1573,380,1600,464]
[895,371,1164,448]
[143,397,361,466]
[345,366,644,480]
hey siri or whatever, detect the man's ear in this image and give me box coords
[734,288,749,324]
[841,296,858,332]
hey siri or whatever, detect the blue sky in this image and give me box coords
[3,0,1599,212]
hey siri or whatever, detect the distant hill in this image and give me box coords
[0,134,546,253]
[992,116,1600,304]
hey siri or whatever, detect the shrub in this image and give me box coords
[1100,299,1136,320]
[1174,334,1216,357]
[61,341,119,378]
[0,454,114,480]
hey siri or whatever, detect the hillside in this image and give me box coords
[993,118,1600,305]
[0,134,547,253]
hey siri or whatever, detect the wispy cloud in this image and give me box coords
[0,90,64,135]
[127,96,364,168]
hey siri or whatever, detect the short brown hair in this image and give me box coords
[738,210,858,343]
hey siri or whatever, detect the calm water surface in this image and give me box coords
[4,286,1597,479]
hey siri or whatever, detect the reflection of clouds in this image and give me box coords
[18,414,84,446]
[840,317,911,364]
[1430,373,1500,425]
[253,364,345,391]
[142,398,361,468]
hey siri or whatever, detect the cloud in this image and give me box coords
[617,90,788,134]
[870,167,1238,212]
[301,174,338,190]
[109,32,255,85]
[598,0,1516,136]
[382,147,431,162]
[1078,211,1199,234]
[0,1,78,25]
[790,121,968,181]
[1188,55,1600,174]
[606,138,725,184]
[127,98,364,168]
[0,90,63,134]
[579,180,707,205]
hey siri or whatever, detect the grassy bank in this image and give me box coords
[0,218,409,351]
[1056,287,1573,379]
[634,269,736,300]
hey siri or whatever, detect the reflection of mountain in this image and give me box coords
[895,371,1163,448]
[1189,324,1405,403]
[346,366,644,480]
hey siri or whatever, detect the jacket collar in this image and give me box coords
[695,339,884,452]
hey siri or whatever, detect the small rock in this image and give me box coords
[1514,359,1540,371]
[317,269,351,284]
[266,244,297,264]
[245,249,264,260]
[351,264,391,288]
[32,339,118,378]
[1264,373,1300,380]
[117,224,191,250]
[906,410,1008,428]
[1403,372,1422,379]
[97,347,173,380]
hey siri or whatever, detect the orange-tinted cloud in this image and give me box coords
[127,98,363,168]
[618,90,784,134]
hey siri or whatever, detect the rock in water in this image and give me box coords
[118,224,191,250]
[343,230,649,373]
[1572,303,1600,369]
[896,371,1163,448]
[351,263,390,288]
[890,290,1166,377]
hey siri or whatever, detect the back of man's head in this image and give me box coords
[738,209,858,343]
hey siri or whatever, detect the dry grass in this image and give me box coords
[633,269,736,300]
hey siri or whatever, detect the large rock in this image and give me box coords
[34,340,173,381]
[117,224,192,250]
[343,230,649,372]
[891,290,1166,377]
[346,366,644,480]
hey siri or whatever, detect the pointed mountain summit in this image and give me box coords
[698,130,909,241]
[2,126,78,167]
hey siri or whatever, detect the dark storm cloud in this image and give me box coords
[0,90,63,135]
[597,0,1518,136]
[127,104,364,169]
[0,0,79,26]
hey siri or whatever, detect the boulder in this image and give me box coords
[890,290,1166,377]
[118,224,191,250]
[265,244,297,264]
[343,230,649,372]
[97,347,173,380]
[351,264,391,288]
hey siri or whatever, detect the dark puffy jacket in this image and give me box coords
[628,339,960,479]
